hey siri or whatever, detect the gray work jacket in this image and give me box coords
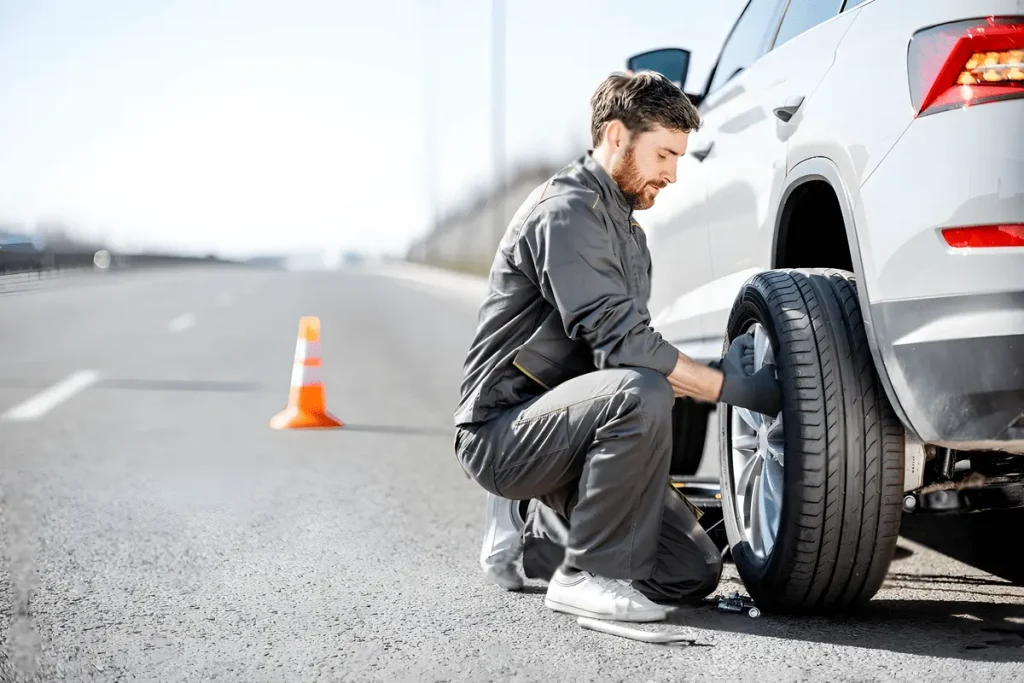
[454,150,679,426]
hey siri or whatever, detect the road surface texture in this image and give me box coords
[0,264,1021,682]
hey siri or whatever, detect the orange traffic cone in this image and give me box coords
[270,316,344,429]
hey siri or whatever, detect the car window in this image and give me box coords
[707,0,788,95]
[772,0,845,49]
[842,0,873,9]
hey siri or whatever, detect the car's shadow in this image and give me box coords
[899,508,1024,586]
[660,524,1024,664]
[665,592,1024,663]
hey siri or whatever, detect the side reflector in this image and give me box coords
[942,224,1024,248]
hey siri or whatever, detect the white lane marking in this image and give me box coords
[1,370,101,422]
[217,291,235,306]
[168,313,196,333]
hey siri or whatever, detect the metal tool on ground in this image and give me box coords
[270,316,344,430]
[576,617,702,645]
[716,592,761,618]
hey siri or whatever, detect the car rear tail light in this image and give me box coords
[908,16,1024,116]
[942,224,1024,248]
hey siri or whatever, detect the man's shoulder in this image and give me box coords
[510,156,593,210]
[517,177,602,238]
[503,157,604,249]
[539,175,600,216]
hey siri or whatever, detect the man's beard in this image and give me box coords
[611,144,665,211]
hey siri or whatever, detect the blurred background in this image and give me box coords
[0,0,746,275]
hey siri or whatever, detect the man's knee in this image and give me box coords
[692,551,724,599]
[618,368,674,424]
[635,549,723,603]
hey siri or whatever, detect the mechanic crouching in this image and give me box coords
[454,71,781,623]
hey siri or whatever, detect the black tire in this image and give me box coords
[718,268,905,614]
[670,397,712,476]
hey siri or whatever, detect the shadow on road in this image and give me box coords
[660,524,1024,663]
[900,509,1024,586]
[339,424,453,437]
[668,596,1024,662]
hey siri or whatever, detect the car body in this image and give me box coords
[628,0,1024,608]
[631,0,1024,460]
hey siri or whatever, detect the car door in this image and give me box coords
[649,0,790,353]
[637,0,788,361]
[701,0,857,337]
[637,132,714,359]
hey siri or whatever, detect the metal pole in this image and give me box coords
[491,0,505,238]
[422,0,440,241]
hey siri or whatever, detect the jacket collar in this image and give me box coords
[580,150,633,223]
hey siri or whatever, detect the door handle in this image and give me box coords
[773,95,805,122]
[690,140,714,162]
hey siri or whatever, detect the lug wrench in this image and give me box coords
[577,617,701,644]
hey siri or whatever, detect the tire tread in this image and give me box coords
[722,268,905,614]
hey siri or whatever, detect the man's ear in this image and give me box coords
[604,119,627,151]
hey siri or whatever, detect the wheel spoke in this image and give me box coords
[766,416,785,464]
[736,407,762,432]
[733,433,759,453]
[763,456,784,499]
[753,324,771,369]
[758,471,777,555]
[748,473,764,556]
[735,449,762,500]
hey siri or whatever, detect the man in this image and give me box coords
[454,71,781,622]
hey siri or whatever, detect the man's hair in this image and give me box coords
[590,71,701,147]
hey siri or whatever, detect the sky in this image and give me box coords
[0,0,746,258]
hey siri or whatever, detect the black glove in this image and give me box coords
[719,364,782,417]
[721,332,755,376]
[714,333,782,416]
[706,334,752,373]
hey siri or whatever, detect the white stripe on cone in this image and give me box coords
[291,362,322,387]
[295,340,321,363]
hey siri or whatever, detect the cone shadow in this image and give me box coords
[338,424,453,437]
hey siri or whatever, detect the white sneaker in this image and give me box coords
[544,568,668,622]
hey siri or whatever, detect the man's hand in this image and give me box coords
[721,332,755,376]
[666,353,725,403]
[719,364,782,416]
[716,332,782,417]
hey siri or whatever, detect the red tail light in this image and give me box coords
[908,16,1024,116]
[942,224,1024,248]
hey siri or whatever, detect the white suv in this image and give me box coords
[627,0,1024,613]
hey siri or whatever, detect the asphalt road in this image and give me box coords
[0,264,1021,682]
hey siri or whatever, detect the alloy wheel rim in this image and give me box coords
[729,322,784,561]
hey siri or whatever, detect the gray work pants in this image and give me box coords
[456,367,722,602]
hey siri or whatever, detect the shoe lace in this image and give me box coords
[588,573,644,602]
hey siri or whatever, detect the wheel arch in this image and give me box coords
[770,157,916,440]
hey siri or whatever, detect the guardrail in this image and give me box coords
[0,248,243,294]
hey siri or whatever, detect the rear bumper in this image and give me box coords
[871,292,1024,452]
[856,99,1024,451]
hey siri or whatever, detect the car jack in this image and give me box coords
[716,592,761,618]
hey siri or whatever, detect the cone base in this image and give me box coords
[269,406,344,430]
